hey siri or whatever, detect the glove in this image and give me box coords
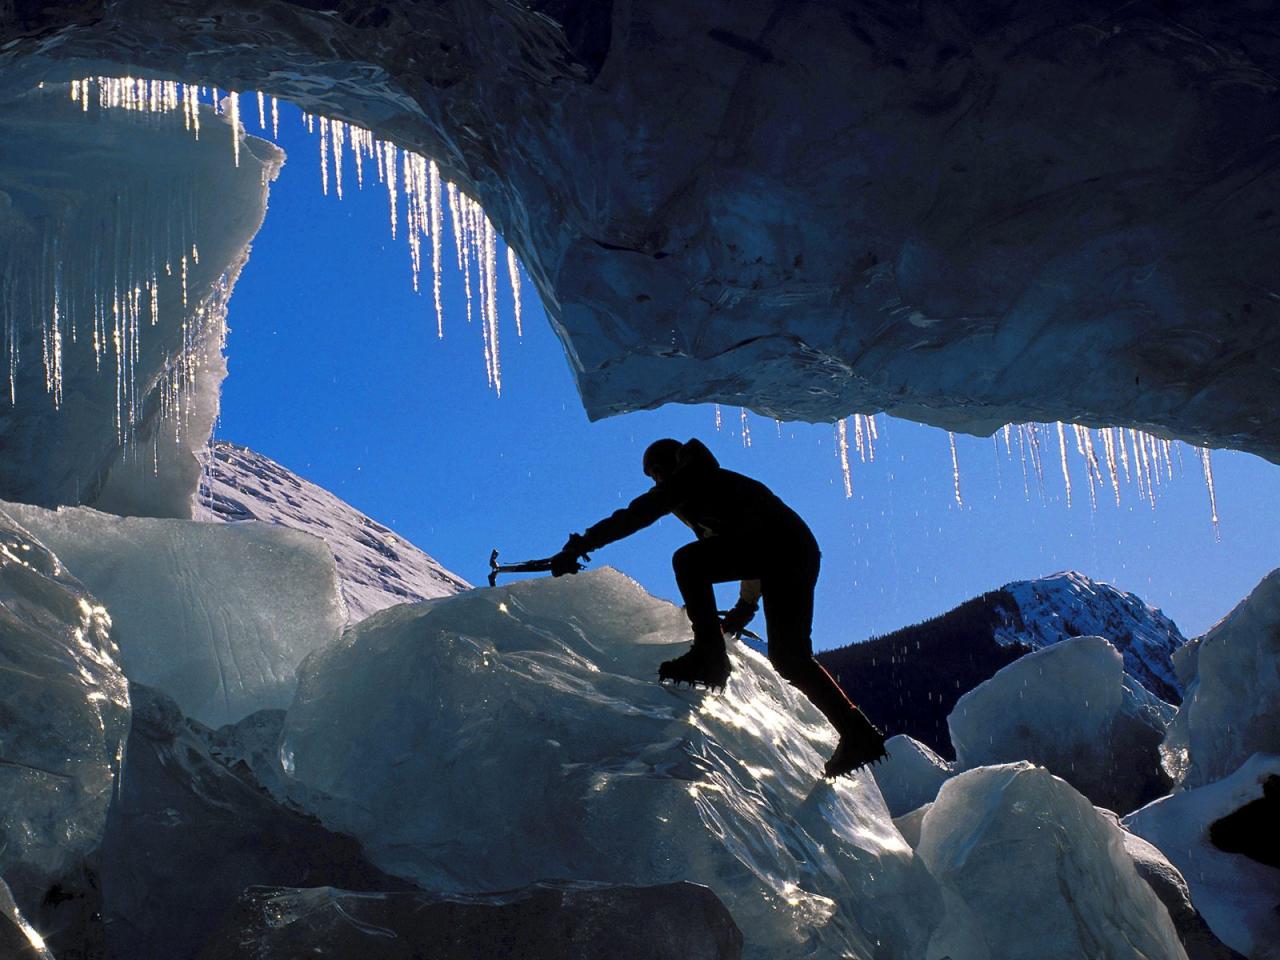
[551,533,591,577]
[550,551,581,577]
[720,601,757,638]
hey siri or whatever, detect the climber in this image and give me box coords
[551,437,887,778]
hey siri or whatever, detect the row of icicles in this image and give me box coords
[716,407,1219,532]
[62,77,1219,529]
[68,76,520,395]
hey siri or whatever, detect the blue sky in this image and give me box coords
[217,104,1280,649]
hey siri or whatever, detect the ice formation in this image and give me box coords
[98,682,404,959]
[1126,754,1280,958]
[3,500,345,727]
[0,83,279,517]
[917,763,1186,960]
[949,636,1174,813]
[0,508,130,918]
[869,735,955,819]
[1161,570,1280,788]
[0,878,53,960]
[282,569,940,960]
[201,882,743,960]
[198,440,469,622]
[68,77,528,394]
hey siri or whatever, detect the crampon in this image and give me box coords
[823,714,888,779]
[658,644,731,692]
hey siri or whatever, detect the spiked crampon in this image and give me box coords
[658,643,732,691]
[823,711,888,779]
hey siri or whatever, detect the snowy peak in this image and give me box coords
[996,572,1186,703]
[198,441,468,622]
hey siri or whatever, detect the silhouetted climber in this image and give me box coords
[551,437,887,777]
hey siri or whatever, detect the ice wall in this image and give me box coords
[1161,569,1280,788]
[283,569,940,960]
[0,507,130,919]
[0,84,280,517]
[4,500,345,727]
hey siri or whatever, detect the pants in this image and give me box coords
[671,532,863,736]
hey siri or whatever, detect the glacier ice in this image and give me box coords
[3,499,344,727]
[870,735,954,818]
[1160,569,1280,788]
[949,635,1173,813]
[1126,754,1280,958]
[0,878,52,960]
[0,83,279,518]
[282,569,941,960]
[98,682,405,959]
[0,507,130,916]
[917,763,1186,960]
[199,440,469,621]
[200,882,743,960]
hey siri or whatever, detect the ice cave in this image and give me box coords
[2,2,1279,958]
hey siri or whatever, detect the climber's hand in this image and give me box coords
[720,601,757,638]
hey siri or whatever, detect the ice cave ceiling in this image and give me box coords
[2,0,1279,463]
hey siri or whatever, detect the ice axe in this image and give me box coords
[487,548,589,587]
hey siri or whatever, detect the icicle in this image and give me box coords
[739,408,752,448]
[228,91,241,167]
[271,96,279,139]
[256,90,265,129]
[1199,447,1220,535]
[714,404,723,431]
[385,143,398,238]
[1056,422,1072,508]
[507,246,523,337]
[1100,428,1121,506]
[331,119,345,199]
[484,214,501,394]
[430,160,444,338]
[948,431,963,506]
[836,420,853,498]
[318,116,330,195]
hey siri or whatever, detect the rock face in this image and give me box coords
[281,568,941,960]
[1161,569,1280,789]
[1,2,1279,461]
[0,84,279,517]
[197,882,744,960]
[199,441,469,622]
[949,636,1174,814]
[4,500,346,727]
[918,763,1186,960]
[98,683,409,960]
[1125,754,1280,959]
[0,507,130,952]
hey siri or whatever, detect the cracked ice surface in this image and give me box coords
[283,568,941,960]
[3,500,344,727]
[0,507,129,912]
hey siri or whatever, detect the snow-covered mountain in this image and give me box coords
[995,572,1186,704]
[198,441,469,621]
